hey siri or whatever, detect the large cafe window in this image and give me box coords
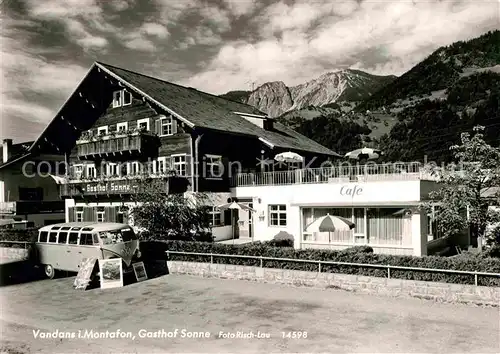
[302,207,412,246]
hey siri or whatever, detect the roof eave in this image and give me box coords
[95,62,196,129]
[29,63,99,153]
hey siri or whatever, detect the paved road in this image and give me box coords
[0,274,499,353]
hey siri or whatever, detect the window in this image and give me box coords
[58,232,68,244]
[160,116,174,136]
[366,208,412,246]
[112,91,121,108]
[68,232,79,245]
[129,161,140,175]
[38,231,48,242]
[117,122,128,133]
[75,210,83,222]
[205,155,223,178]
[155,157,169,174]
[97,126,108,135]
[48,232,58,243]
[79,233,94,246]
[107,163,118,177]
[137,118,150,131]
[209,207,222,227]
[19,187,43,201]
[96,207,105,223]
[86,165,96,178]
[172,154,187,176]
[123,90,132,105]
[269,205,287,226]
[73,164,83,179]
[112,90,132,108]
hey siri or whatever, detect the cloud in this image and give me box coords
[184,0,500,94]
[24,0,110,51]
[140,22,169,39]
[223,0,259,17]
[0,19,89,142]
[109,0,135,12]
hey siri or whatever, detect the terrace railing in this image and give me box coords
[231,162,438,187]
[165,250,500,286]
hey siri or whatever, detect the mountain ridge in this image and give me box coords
[220,69,396,117]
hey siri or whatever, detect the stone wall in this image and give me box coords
[167,261,500,306]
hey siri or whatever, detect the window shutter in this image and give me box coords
[172,117,178,134]
[83,207,94,222]
[155,118,161,135]
[105,207,117,222]
[68,207,75,222]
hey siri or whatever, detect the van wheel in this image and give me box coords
[44,265,56,279]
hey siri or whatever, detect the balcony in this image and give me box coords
[0,201,64,215]
[76,130,159,161]
[0,202,16,214]
[59,175,189,198]
[231,162,440,187]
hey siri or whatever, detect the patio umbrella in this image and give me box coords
[305,213,355,242]
[274,151,304,163]
[344,147,383,161]
[217,201,256,212]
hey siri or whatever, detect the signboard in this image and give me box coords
[132,261,148,282]
[98,258,124,289]
[74,258,98,290]
[84,181,139,194]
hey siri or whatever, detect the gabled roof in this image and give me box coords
[96,62,339,156]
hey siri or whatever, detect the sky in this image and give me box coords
[1,0,499,143]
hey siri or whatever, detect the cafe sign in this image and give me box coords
[340,184,363,199]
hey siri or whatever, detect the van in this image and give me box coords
[36,222,141,279]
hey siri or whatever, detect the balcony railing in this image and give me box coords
[76,131,159,160]
[0,202,16,214]
[59,175,188,197]
[231,162,439,187]
[0,201,64,215]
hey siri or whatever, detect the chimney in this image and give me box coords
[263,119,274,131]
[2,139,12,163]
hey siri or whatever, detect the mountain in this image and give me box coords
[220,69,396,117]
[357,30,500,112]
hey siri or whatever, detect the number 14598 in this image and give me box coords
[281,331,307,339]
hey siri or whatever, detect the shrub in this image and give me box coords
[0,228,38,244]
[163,240,500,286]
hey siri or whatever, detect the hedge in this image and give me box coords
[0,228,38,246]
[157,240,500,287]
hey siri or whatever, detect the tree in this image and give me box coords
[423,126,500,249]
[130,178,213,241]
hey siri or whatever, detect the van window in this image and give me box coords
[61,226,71,230]
[49,232,58,243]
[58,232,68,244]
[68,232,79,245]
[39,231,48,242]
[120,228,137,241]
[80,233,94,246]
[93,233,99,244]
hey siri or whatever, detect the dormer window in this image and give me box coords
[112,89,132,108]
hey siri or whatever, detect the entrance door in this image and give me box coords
[237,202,253,239]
